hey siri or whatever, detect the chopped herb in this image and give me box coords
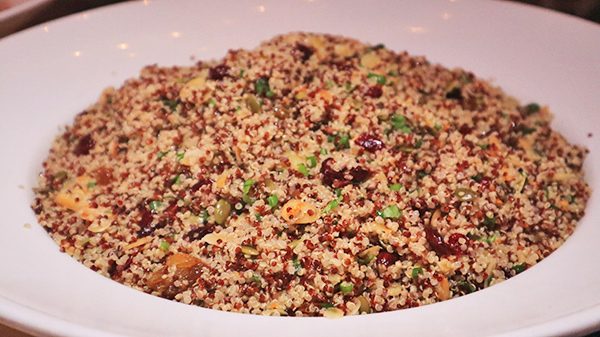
[486,232,499,243]
[367,43,385,51]
[357,254,375,265]
[239,69,245,78]
[320,148,328,155]
[467,232,482,241]
[160,241,170,252]
[327,133,350,150]
[255,213,263,222]
[325,81,334,89]
[297,163,309,177]
[344,82,352,90]
[255,78,275,98]
[157,150,170,159]
[307,156,317,168]
[414,138,423,149]
[208,99,217,107]
[434,124,443,131]
[340,281,354,293]
[412,267,424,279]
[252,275,261,284]
[456,281,475,293]
[161,98,179,111]
[243,179,256,195]
[335,188,342,197]
[87,182,96,188]
[390,114,412,133]
[320,303,334,308]
[483,216,497,229]
[479,144,489,150]
[170,175,181,185]
[81,238,90,245]
[367,73,387,85]
[387,70,399,77]
[376,205,402,219]
[512,263,526,274]
[293,257,301,273]
[322,199,339,213]
[521,127,537,135]
[149,201,162,211]
[500,113,508,118]
[175,151,185,161]
[417,170,429,179]
[485,274,494,287]
[389,183,402,191]
[267,195,279,208]
[523,103,540,115]
[202,209,209,223]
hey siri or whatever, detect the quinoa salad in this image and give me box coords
[32,33,591,317]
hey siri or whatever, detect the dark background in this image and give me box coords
[1,0,599,336]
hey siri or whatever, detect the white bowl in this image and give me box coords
[0,1,599,336]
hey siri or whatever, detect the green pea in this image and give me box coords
[214,199,232,225]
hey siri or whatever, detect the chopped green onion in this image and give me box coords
[340,281,354,293]
[483,216,497,229]
[87,182,96,188]
[267,195,279,208]
[320,303,334,308]
[344,82,352,90]
[390,114,412,133]
[293,257,301,273]
[327,133,350,150]
[523,103,540,115]
[325,81,334,89]
[376,205,402,219]
[307,156,317,168]
[252,275,261,283]
[208,99,217,107]
[202,209,209,223]
[170,175,181,185]
[387,70,400,77]
[412,267,424,279]
[389,183,402,191]
[239,69,245,78]
[367,43,385,51]
[175,151,185,161]
[157,150,170,159]
[512,263,526,274]
[161,98,179,111]
[479,144,489,150]
[335,188,342,197]
[486,232,499,243]
[255,213,263,222]
[367,73,387,85]
[160,241,170,252]
[243,179,256,195]
[297,163,309,177]
[357,254,375,265]
[521,127,537,135]
[319,148,328,155]
[255,78,275,98]
[322,199,339,213]
[414,138,423,149]
[149,201,162,211]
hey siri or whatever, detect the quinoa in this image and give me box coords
[32,33,591,317]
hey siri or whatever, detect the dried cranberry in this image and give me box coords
[74,134,95,156]
[365,84,383,98]
[320,158,371,188]
[186,223,215,241]
[320,158,346,186]
[137,207,154,237]
[446,87,462,100]
[377,251,399,266]
[459,124,473,135]
[424,227,463,256]
[354,133,385,152]
[208,64,230,80]
[348,166,371,183]
[191,177,214,192]
[294,43,314,63]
